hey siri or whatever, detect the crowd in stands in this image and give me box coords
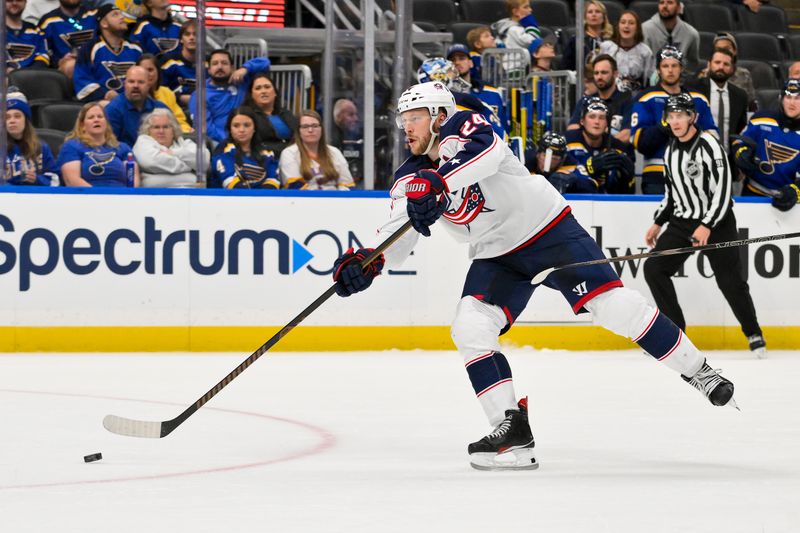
[3,0,800,207]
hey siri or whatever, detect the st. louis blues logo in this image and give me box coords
[153,38,179,54]
[102,60,136,90]
[7,43,34,63]
[758,139,799,175]
[443,183,493,225]
[178,77,197,92]
[60,29,95,51]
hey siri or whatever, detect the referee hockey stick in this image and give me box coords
[530,231,800,285]
[103,219,415,438]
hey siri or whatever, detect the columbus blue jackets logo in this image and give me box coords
[444,183,493,225]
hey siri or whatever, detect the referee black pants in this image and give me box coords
[643,212,762,338]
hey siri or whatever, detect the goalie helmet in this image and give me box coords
[395,81,457,127]
[537,131,567,157]
[783,78,800,98]
[417,57,472,94]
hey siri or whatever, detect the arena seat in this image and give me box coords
[735,33,785,63]
[683,4,736,33]
[37,102,84,132]
[737,5,789,35]
[738,60,781,90]
[600,0,625,25]
[531,0,572,29]
[412,0,457,31]
[755,88,781,112]
[448,22,484,47]
[36,128,67,158]
[8,69,73,102]
[629,1,658,24]
[698,31,715,63]
[459,0,506,24]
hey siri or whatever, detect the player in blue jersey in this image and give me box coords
[562,98,635,194]
[209,107,279,189]
[523,131,584,192]
[161,20,197,106]
[73,5,142,102]
[37,0,97,79]
[329,81,738,471]
[4,91,59,187]
[5,0,50,71]
[416,57,505,138]
[732,78,800,211]
[129,0,181,58]
[631,45,717,194]
[446,44,509,136]
[57,102,138,187]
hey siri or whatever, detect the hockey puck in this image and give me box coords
[83,453,102,463]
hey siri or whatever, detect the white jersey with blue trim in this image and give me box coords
[375,110,568,268]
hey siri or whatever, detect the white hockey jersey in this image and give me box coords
[377,110,568,268]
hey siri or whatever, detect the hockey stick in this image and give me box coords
[103,219,415,438]
[744,177,780,198]
[530,231,800,285]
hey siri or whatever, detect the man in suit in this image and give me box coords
[692,48,748,154]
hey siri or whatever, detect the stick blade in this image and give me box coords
[531,267,555,285]
[103,414,164,438]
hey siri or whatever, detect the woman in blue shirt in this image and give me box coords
[4,91,60,187]
[210,106,279,189]
[243,73,297,158]
[58,102,140,187]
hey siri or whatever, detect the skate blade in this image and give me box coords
[470,448,539,471]
[727,397,740,411]
[753,347,767,359]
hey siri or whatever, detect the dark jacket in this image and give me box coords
[253,107,298,157]
[691,77,748,146]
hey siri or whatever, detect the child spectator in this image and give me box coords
[209,106,279,189]
[279,110,355,190]
[161,20,197,107]
[73,5,142,102]
[58,102,139,187]
[37,0,96,80]
[136,54,192,133]
[4,91,59,186]
[243,72,298,157]
[133,108,207,187]
[130,0,181,58]
[466,25,498,80]
[5,0,50,72]
[491,0,542,57]
[530,41,556,72]
[105,64,169,146]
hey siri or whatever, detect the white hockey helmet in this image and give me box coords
[395,81,457,129]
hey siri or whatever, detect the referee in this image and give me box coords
[643,93,766,358]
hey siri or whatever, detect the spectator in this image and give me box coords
[697,33,755,110]
[4,91,59,186]
[243,72,297,157]
[642,0,700,71]
[5,0,50,72]
[23,0,59,25]
[789,62,800,80]
[598,10,654,94]
[130,0,180,58]
[189,49,270,144]
[74,5,142,102]
[465,25,496,80]
[562,0,613,71]
[209,106,279,189]
[530,41,556,72]
[37,0,96,80]
[329,98,360,150]
[631,46,717,194]
[279,110,355,190]
[563,98,635,194]
[58,102,139,187]
[136,54,191,133]
[568,54,633,143]
[105,65,169,146]
[523,131,582,190]
[132,108,208,187]
[491,0,542,58]
[732,79,800,211]
[161,19,197,107]
[728,0,765,13]
[690,48,748,154]
[446,44,507,133]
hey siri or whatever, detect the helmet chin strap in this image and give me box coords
[421,111,439,156]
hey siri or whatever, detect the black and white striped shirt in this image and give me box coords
[655,129,732,228]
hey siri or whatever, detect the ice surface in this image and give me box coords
[1,349,798,532]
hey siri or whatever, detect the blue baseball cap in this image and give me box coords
[446,43,470,60]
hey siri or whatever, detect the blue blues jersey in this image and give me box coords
[130,15,181,57]
[631,88,717,176]
[161,53,196,97]
[562,129,636,194]
[56,139,134,187]
[37,7,97,63]
[74,37,142,101]
[6,21,50,69]
[4,142,60,186]
[472,83,508,136]
[453,91,505,138]
[210,143,279,189]
[733,111,800,192]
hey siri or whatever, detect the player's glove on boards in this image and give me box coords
[586,151,622,176]
[772,183,800,212]
[332,247,385,297]
[733,143,758,174]
[406,169,448,237]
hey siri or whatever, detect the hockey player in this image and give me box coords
[644,93,766,357]
[631,45,716,194]
[445,44,508,136]
[732,78,800,212]
[523,131,583,192]
[330,82,738,471]
[563,97,635,193]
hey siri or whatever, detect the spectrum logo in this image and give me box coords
[0,215,361,291]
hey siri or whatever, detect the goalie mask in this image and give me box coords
[396,81,457,155]
[537,131,567,173]
[417,57,472,94]
[656,45,683,68]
